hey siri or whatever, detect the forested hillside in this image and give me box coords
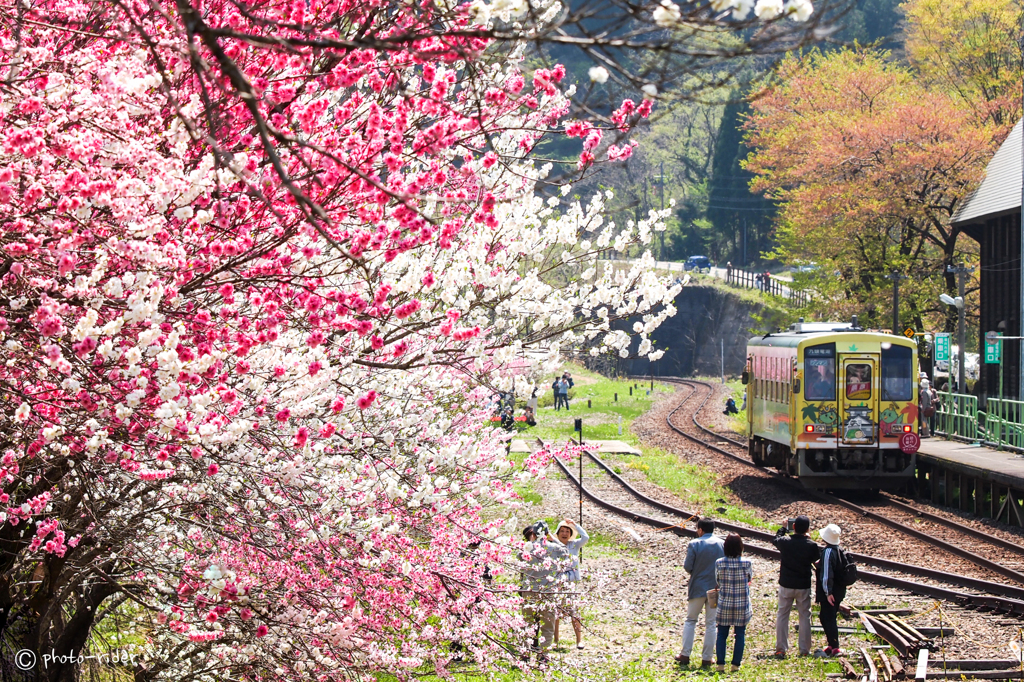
[569,0,905,267]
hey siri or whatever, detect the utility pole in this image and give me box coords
[947,263,974,393]
[660,160,665,212]
[886,271,907,333]
[742,217,747,267]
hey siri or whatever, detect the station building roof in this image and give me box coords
[951,119,1022,227]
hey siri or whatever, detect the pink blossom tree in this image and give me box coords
[0,0,819,678]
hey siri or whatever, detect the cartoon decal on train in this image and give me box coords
[744,321,919,490]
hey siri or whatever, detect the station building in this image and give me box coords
[951,120,1023,401]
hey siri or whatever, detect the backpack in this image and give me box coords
[835,547,858,587]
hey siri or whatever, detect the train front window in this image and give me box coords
[846,364,872,399]
[882,344,913,401]
[805,344,835,401]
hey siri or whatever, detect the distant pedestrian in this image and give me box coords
[715,533,753,673]
[763,271,772,293]
[919,378,933,437]
[815,524,848,657]
[551,376,564,411]
[561,373,574,410]
[528,387,539,413]
[675,518,725,668]
[772,515,818,658]
[928,384,939,434]
[726,262,733,282]
[554,520,589,650]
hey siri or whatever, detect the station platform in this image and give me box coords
[917,438,1024,489]
[915,438,1024,524]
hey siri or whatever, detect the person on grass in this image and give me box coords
[675,518,724,668]
[715,533,753,673]
[553,519,589,650]
[520,522,564,664]
[773,515,819,658]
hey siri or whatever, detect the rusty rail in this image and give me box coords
[554,453,1024,616]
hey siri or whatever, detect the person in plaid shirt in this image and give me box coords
[714,533,753,673]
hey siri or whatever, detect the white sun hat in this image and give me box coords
[819,524,841,545]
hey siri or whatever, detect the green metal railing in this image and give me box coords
[934,392,980,441]
[982,398,1024,450]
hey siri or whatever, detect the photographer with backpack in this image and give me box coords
[815,524,856,657]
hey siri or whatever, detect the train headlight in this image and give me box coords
[904,425,912,432]
[805,425,814,433]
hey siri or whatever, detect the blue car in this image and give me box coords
[684,256,712,272]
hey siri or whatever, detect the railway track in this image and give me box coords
[654,377,1024,586]
[551,449,1024,617]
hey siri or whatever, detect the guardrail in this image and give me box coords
[934,392,980,440]
[725,268,809,306]
[981,398,1024,450]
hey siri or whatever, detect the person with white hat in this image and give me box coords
[815,524,846,656]
[553,519,589,649]
[919,376,933,437]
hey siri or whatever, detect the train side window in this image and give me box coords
[882,344,913,401]
[805,343,836,401]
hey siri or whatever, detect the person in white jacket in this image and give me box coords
[554,519,589,649]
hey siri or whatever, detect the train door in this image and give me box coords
[839,355,878,446]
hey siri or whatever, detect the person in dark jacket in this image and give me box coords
[815,524,846,656]
[561,373,574,410]
[772,515,818,657]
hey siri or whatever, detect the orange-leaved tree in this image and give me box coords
[743,49,996,330]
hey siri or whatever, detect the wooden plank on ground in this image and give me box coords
[879,649,895,682]
[862,647,879,682]
[893,616,931,642]
[889,655,905,679]
[839,657,859,679]
[915,649,929,681]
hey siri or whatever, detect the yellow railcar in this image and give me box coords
[744,321,919,490]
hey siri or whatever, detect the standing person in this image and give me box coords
[561,373,574,410]
[772,516,819,658]
[763,271,772,293]
[520,522,564,663]
[715,533,753,673]
[553,520,589,649]
[551,376,563,411]
[929,383,939,436]
[919,378,933,437]
[816,524,847,657]
[675,518,725,667]
[527,386,539,414]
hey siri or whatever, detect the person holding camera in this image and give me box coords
[675,518,724,667]
[772,515,818,658]
[520,521,565,663]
